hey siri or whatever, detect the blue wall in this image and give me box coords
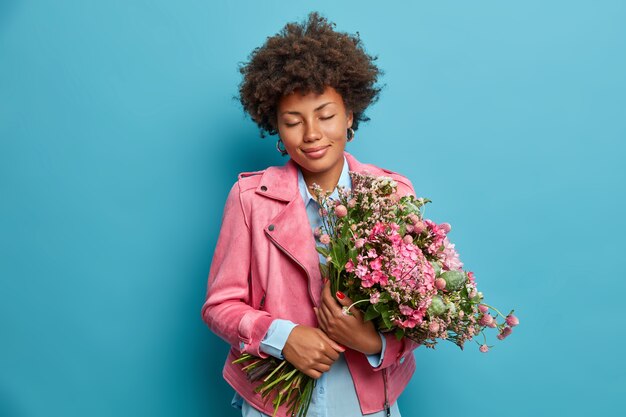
[1,1,624,416]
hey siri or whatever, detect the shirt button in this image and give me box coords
[260,185,267,191]
[268,224,275,231]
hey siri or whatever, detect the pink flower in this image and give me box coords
[439,222,452,234]
[506,314,519,327]
[467,271,475,282]
[334,204,348,218]
[479,344,489,353]
[347,198,357,208]
[403,235,414,244]
[355,238,365,248]
[408,214,419,225]
[345,260,355,272]
[399,305,414,316]
[369,257,383,271]
[435,278,446,290]
[497,333,505,340]
[370,292,381,304]
[355,264,369,278]
[319,234,331,245]
[478,304,489,314]
[313,227,321,237]
[429,322,440,333]
[479,314,494,326]
[501,326,513,337]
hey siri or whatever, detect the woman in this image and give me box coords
[201,12,420,417]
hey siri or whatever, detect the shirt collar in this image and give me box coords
[297,155,351,205]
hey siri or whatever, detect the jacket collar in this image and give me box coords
[255,151,383,202]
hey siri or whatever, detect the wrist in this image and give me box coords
[359,330,383,355]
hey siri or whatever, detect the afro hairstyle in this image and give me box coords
[237,11,384,138]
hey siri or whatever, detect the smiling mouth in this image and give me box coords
[302,145,330,153]
[301,145,330,159]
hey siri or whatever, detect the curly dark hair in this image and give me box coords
[237,11,384,138]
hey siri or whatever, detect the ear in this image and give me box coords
[347,109,354,128]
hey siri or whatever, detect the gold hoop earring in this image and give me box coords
[347,127,355,142]
[276,138,288,156]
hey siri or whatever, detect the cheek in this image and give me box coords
[323,122,348,140]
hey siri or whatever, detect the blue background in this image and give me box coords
[1,1,625,416]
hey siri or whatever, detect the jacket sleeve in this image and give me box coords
[200,181,274,358]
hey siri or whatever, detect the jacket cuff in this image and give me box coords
[374,332,421,370]
[237,310,275,358]
[366,331,387,368]
[260,319,298,360]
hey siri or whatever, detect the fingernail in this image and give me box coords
[336,291,345,300]
[338,344,346,350]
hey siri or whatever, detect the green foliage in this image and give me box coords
[441,270,466,291]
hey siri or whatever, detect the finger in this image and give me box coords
[335,290,364,320]
[321,281,336,307]
[320,297,340,322]
[306,369,322,380]
[312,362,331,374]
[319,329,345,353]
[314,307,328,331]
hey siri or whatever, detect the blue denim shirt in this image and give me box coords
[232,156,400,417]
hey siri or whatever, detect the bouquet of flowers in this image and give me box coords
[233,172,519,417]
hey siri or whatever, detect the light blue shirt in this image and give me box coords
[232,156,400,417]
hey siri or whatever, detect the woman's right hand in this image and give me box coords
[282,325,345,379]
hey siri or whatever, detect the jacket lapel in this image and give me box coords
[257,159,323,306]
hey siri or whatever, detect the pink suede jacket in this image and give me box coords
[201,151,421,416]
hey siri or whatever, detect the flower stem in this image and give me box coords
[479,302,506,319]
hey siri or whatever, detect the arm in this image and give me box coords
[200,181,274,358]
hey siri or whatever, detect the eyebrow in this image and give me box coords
[280,101,335,116]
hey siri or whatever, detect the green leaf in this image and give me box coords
[394,327,405,340]
[364,304,381,321]
[316,246,329,257]
[381,309,393,330]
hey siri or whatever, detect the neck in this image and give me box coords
[300,158,345,196]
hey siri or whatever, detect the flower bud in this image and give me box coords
[320,234,331,245]
[429,322,440,333]
[478,304,489,314]
[479,344,489,353]
[334,204,348,218]
[435,278,447,290]
[479,314,494,326]
[505,314,519,327]
[413,221,426,234]
[403,235,414,244]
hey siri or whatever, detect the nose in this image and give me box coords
[303,120,322,142]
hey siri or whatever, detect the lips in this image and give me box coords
[301,145,330,159]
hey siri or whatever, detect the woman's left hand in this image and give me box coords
[314,281,382,355]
